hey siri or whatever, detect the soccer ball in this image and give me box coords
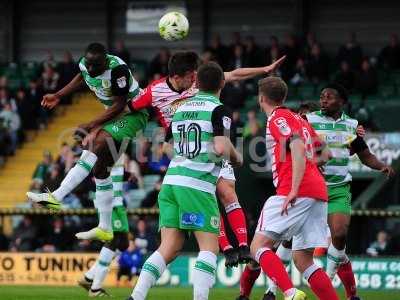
[159,12,189,41]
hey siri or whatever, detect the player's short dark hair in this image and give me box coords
[85,43,107,57]
[168,51,199,77]
[323,83,348,102]
[197,62,224,93]
[258,76,288,104]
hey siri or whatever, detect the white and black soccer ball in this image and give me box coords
[159,12,189,41]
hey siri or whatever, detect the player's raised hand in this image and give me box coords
[381,165,395,178]
[281,191,297,216]
[264,55,286,74]
[356,125,366,137]
[41,93,60,109]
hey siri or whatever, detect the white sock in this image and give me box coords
[131,251,166,300]
[91,247,115,290]
[266,244,292,295]
[111,164,124,206]
[95,177,113,231]
[193,251,217,300]
[303,264,320,281]
[53,150,97,201]
[326,243,346,279]
[85,262,98,281]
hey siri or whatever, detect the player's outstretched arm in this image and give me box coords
[224,55,286,82]
[357,149,395,178]
[41,73,84,109]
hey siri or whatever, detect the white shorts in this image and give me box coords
[256,196,328,251]
[218,160,236,181]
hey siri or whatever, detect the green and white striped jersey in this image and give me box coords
[163,92,229,194]
[307,110,358,186]
[79,54,139,107]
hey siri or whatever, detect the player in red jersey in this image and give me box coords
[128,51,286,266]
[247,76,339,300]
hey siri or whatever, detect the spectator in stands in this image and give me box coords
[0,226,9,251]
[31,151,52,186]
[117,239,143,286]
[302,32,317,58]
[149,47,170,79]
[0,76,8,89]
[243,110,262,138]
[113,40,131,65]
[0,102,21,155]
[281,34,301,80]
[147,142,170,175]
[27,79,46,128]
[229,31,244,57]
[134,219,155,255]
[140,177,162,208]
[243,35,263,67]
[228,44,246,70]
[379,34,400,71]
[334,61,356,92]
[124,154,144,191]
[54,143,72,175]
[306,43,330,84]
[0,88,17,112]
[290,57,307,86]
[41,50,58,72]
[42,164,63,193]
[42,65,60,94]
[366,231,390,256]
[58,51,79,105]
[40,218,74,252]
[15,88,36,131]
[201,50,216,64]
[337,32,363,70]
[10,216,38,251]
[356,58,378,99]
[207,34,230,70]
[230,110,244,146]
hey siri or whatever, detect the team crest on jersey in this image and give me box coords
[223,116,231,130]
[102,79,111,88]
[274,117,291,135]
[117,76,127,88]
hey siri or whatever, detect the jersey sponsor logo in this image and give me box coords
[117,76,127,88]
[102,79,111,88]
[222,116,231,130]
[181,212,205,228]
[274,117,291,136]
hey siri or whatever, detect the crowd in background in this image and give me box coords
[0,31,400,255]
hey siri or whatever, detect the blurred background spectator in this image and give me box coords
[337,32,363,70]
[117,239,144,286]
[113,40,131,65]
[366,231,391,257]
[379,34,400,71]
[149,47,170,79]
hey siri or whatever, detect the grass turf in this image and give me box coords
[1,286,400,300]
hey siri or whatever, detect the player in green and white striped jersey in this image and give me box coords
[307,84,394,300]
[128,62,242,300]
[27,43,147,242]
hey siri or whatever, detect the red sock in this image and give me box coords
[338,261,357,298]
[308,268,339,300]
[226,207,248,246]
[218,216,232,251]
[259,249,293,293]
[239,265,261,297]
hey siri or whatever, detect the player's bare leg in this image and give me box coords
[217,178,250,265]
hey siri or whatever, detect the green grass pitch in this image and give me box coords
[1,286,399,300]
